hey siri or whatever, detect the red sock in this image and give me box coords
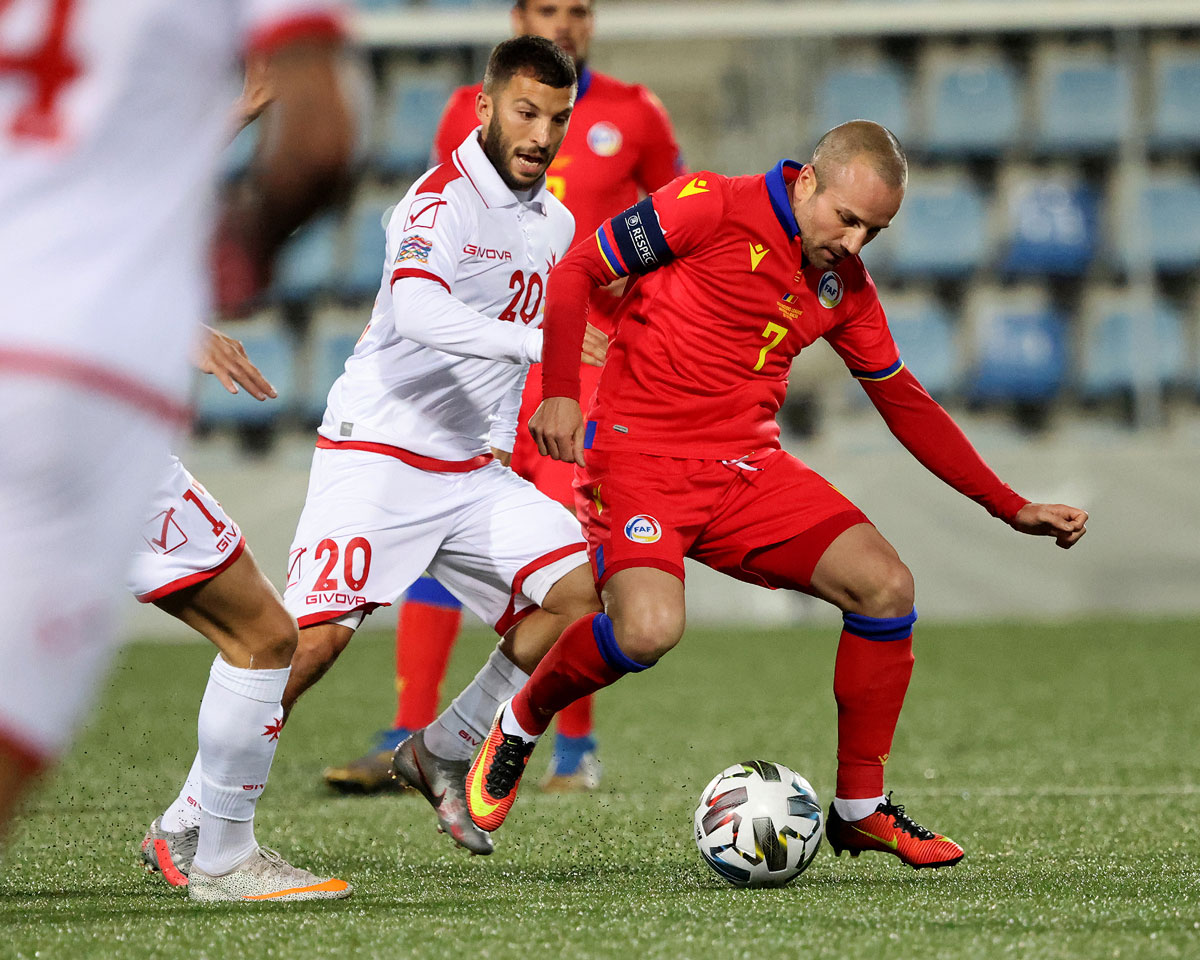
[394,598,462,730]
[512,613,645,736]
[555,694,594,739]
[833,611,917,799]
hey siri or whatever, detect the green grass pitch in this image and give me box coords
[2,619,1198,959]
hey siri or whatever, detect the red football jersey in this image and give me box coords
[431,67,684,332]
[572,162,901,459]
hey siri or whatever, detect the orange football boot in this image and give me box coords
[826,793,965,869]
[465,704,537,832]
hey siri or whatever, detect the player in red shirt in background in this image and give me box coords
[464,121,1090,868]
[323,0,684,796]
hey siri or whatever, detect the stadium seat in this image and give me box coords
[305,321,363,422]
[880,291,960,397]
[920,49,1021,156]
[1150,44,1200,149]
[337,202,393,301]
[966,289,1067,404]
[272,212,343,303]
[1114,172,1200,274]
[195,323,296,427]
[376,74,456,176]
[998,168,1099,276]
[1078,289,1187,398]
[884,172,989,279]
[1032,48,1132,153]
[814,60,911,146]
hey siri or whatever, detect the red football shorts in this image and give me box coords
[511,360,603,508]
[574,447,870,592]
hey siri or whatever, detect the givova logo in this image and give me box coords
[624,515,662,543]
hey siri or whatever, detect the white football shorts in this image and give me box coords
[0,378,175,764]
[125,456,245,603]
[283,447,588,635]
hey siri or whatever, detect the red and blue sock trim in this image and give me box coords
[592,612,651,673]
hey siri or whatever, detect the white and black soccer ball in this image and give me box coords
[693,760,823,888]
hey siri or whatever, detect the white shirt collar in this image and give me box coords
[452,127,548,216]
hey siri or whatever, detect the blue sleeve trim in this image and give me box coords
[583,420,598,449]
[850,358,905,382]
[842,608,917,642]
[610,196,673,276]
[406,576,463,610]
[592,613,650,673]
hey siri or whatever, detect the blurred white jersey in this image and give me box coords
[0,0,342,417]
[319,128,575,463]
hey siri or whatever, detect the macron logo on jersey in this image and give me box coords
[677,177,709,198]
[406,198,447,230]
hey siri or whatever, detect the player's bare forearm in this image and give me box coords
[582,323,608,368]
[214,40,354,315]
[194,325,276,401]
[529,397,585,467]
[1009,502,1089,549]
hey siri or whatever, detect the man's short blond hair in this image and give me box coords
[811,120,908,193]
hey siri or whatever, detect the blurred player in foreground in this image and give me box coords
[465,121,1090,869]
[324,0,684,798]
[0,1,352,836]
[279,36,605,856]
[136,328,349,902]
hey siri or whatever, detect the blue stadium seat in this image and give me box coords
[376,75,455,176]
[1000,173,1099,276]
[305,325,362,421]
[1033,53,1132,153]
[814,62,910,145]
[882,292,960,396]
[1117,173,1200,273]
[1151,47,1200,149]
[196,325,296,427]
[272,212,343,303]
[923,54,1021,156]
[1079,292,1187,398]
[967,301,1067,403]
[885,173,988,279]
[337,203,392,300]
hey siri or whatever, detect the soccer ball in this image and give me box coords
[693,760,823,888]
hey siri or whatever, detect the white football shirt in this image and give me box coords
[320,127,576,462]
[0,0,343,419]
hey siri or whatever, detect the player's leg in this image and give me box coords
[734,468,962,868]
[322,576,462,795]
[0,379,173,840]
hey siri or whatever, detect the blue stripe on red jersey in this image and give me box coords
[596,223,628,278]
[850,358,906,381]
[765,159,804,238]
[609,196,673,276]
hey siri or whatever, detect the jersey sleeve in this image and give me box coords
[488,368,530,453]
[386,180,466,294]
[821,265,904,381]
[431,87,481,167]
[631,86,686,194]
[590,172,725,281]
[240,0,345,56]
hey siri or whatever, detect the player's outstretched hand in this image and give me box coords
[1010,502,1088,549]
[529,397,585,467]
[582,323,609,368]
[195,325,277,401]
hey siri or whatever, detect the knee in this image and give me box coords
[540,566,603,620]
[240,608,298,669]
[294,623,350,671]
[611,604,685,665]
[853,561,915,619]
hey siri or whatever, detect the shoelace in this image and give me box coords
[878,792,936,840]
[484,734,536,798]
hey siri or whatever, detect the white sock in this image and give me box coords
[833,795,886,822]
[424,648,530,761]
[192,656,290,876]
[160,751,203,832]
[498,697,540,742]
